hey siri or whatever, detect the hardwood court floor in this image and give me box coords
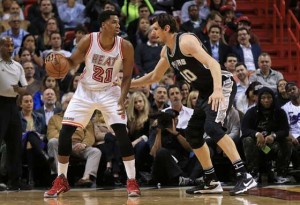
[0,185,300,205]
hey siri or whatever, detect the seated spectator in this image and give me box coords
[223,53,238,82]
[276,79,290,107]
[92,110,123,186]
[219,5,236,43]
[210,0,226,12]
[234,62,250,103]
[241,87,292,183]
[194,11,223,43]
[0,0,24,21]
[129,17,150,48]
[150,109,200,186]
[236,81,261,114]
[187,90,199,109]
[36,88,62,126]
[23,61,42,95]
[231,27,261,72]
[202,24,232,65]
[150,85,169,114]
[282,82,300,170]
[68,73,81,93]
[58,0,87,30]
[181,0,210,23]
[42,32,72,59]
[127,91,152,178]
[0,14,28,50]
[47,92,101,187]
[27,0,60,22]
[134,27,162,75]
[179,81,191,107]
[13,34,44,71]
[228,15,260,47]
[65,25,88,53]
[28,0,65,38]
[19,93,49,187]
[249,53,284,93]
[33,75,61,110]
[180,4,203,33]
[133,84,154,105]
[36,17,61,51]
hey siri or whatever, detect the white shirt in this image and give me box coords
[282,101,300,139]
[0,58,27,97]
[240,44,256,71]
[163,106,194,129]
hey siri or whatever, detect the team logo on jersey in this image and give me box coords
[92,54,119,67]
[171,59,187,70]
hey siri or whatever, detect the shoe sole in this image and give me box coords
[128,192,141,197]
[44,187,70,198]
[229,179,257,196]
[186,187,223,195]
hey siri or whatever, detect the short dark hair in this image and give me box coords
[235,62,247,69]
[98,10,119,27]
[167,84,180,97]
[208,24,222,34]
[237,27,250,34]
[152,13,177,33]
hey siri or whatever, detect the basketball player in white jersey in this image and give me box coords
[44,10,141,198]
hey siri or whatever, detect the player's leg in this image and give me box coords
[44,91,95,198]
[185,108,223,194]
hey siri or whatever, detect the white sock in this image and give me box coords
[57,162,69,177]
[123,159,136,179]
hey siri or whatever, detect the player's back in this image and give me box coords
[80,32,123,90]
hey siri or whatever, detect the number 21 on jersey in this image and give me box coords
[92,65,113,83]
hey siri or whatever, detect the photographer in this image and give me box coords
[150,109,199,186]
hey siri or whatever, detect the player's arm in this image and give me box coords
[180,34,223,111]
[131,46,170,88]
[67,34,91,70]
[120,39,134,102]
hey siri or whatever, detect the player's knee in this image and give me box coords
[111,123,134,157]
[58,124,77,156]
[186,126,205,149]
[204,122,225,142]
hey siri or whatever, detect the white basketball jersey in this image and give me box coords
[282,101,300,138]
[80,32,123,90]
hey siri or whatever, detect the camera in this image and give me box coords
[149,109,179,129]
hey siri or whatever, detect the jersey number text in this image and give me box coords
[92,65,113,83]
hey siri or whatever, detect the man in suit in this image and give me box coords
[203,24,232,66]
[36,88,61,128]
[231,27,261,72]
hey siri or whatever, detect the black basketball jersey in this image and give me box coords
[166,33,221,98]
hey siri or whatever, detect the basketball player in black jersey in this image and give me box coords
[131,13,257,196]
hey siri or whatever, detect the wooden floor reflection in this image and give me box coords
[0,185,300,205]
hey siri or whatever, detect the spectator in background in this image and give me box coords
[236,81,261,114]
[194,11,223,43]
[150,85,169,114]
[134,26,162,75]
[27,0,60,22]
[36,88,62,126]
[282,82,300,170]
[231,27,261,72]
[42,32,72,59]
[179,81,191,107]
[210,0,226,12]
[203,24,232,65]
[127,4,151,43]
[249,53,284,93]
[219,5,236,43]
[65,25,88,53]
[224,53,238,82]
[234,62,250,103]
[0,14,28,49]
[180,4,203,33]
[129,17,150,48]
[187,90,199,109]
[181,0,210,23]
[28,0,64,38]
[121,0,154,28]
[68,73,81,93]
[241,87,292,183]
[127,92,152,177]
[134,84,154,105]
[23,61,42,95]
[47,92,102,187]
[276,79,290,107]
[58,0,87,30]
[228,15,260,46]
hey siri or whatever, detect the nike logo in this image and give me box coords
[243,179,253,187]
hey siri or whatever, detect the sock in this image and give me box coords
[57,162,69,177]
[204,167,217,182]
[233,159,247,174]
[123,159,136,179]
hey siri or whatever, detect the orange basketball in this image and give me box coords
[45,53,70,79]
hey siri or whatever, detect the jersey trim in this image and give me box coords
[119,38,123,60]
[85,33,93,58]
[97,33,117,53]
[62,120,84,128]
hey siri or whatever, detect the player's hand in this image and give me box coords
[11,84,21,94]
[208,89,224,111]
[117,97,128,115]
[45,52,56,63]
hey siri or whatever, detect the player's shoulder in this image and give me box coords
[120,37,134,50]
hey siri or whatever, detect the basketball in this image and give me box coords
[45,53,70,79]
